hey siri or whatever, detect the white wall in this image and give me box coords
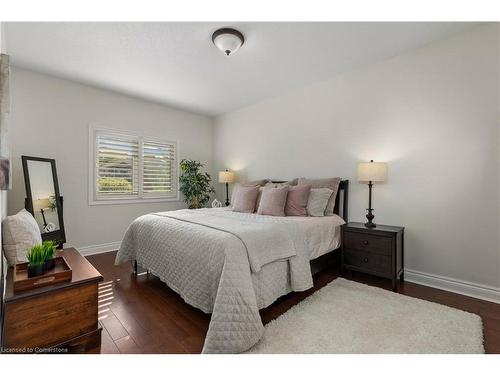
[0,23,3,51]
[8,67,213,251]
[214,24,500,290]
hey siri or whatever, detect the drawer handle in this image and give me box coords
[362,240,369,245]
[363,257,369,263]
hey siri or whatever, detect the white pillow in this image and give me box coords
[2,209,42,265]
[306,188,333,217]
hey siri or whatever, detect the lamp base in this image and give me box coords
[225,182,230,206]
[365,208,376,228]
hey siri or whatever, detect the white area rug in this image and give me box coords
[247,278,484,354]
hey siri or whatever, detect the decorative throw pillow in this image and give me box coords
[298,177,341,216]
[306,188,333,217]
[244,179,270,187]
[232,186,260,213]
[2,209,42,265]
[230,179,269,206]
[255,186,265,212]
[257,186,289,216]
[265,178,298,188]
[285,185,312,216]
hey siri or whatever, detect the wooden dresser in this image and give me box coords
[2,248,103,353]
[341,222,404,291]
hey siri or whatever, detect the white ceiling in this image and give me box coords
[5,22,478,116]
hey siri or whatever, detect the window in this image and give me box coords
[89,126,178,204]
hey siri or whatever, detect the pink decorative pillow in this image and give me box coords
[285,185,312,216]
[232,186,260,213]
[257,186,289,216]
[230,180,270,207]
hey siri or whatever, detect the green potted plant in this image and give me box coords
[42,240,56,271]
[27,244,46,277]
[179,159,215,209]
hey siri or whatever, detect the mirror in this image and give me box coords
[22,156,66,247]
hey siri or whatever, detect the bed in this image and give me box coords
[115,180,349,353]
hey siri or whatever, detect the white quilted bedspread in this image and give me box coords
[156,209,298,273]
[115,208,343,353]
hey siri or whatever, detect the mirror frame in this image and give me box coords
[21,155,66,247]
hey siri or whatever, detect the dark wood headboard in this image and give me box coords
[335,180,349,222]
[270,179,349,222]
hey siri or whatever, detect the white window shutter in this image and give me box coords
[91,127,178,204]
[142,140,176,197]
[95,133,139,197]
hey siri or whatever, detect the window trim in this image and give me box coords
[88,124,180,206]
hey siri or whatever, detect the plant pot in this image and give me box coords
[28,264,44,278]
[44,258,55,271]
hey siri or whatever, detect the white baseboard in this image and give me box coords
[76,241,121,256]
[405,268,500,304]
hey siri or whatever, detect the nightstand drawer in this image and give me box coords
[343,231,392,255]
[343,248,391,276]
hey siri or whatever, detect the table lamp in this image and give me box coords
[33,197,51,229]
[357,160,387,228]
[218,170,236,206]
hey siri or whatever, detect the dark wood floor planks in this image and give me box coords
[86,251,500,354]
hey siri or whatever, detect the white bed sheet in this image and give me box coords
[248,213,343,308]
[219,207,343,260]
[280,214,343,260]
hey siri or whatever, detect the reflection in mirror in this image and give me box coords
[27,160,60,233]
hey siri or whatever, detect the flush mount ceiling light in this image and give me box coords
[212,28,245,56]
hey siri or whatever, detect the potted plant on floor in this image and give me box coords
[42,240,56,271]
[179,159,215,209]
[27,244,46,277]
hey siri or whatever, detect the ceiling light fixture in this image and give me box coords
[212,28,244,56]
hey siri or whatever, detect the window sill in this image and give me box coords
[89,196,180,206]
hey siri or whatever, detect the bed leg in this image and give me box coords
[132,260,150,276]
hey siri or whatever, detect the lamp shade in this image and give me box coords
[33,197,50,212]
[357,161,387,182]
[219,171,236,184]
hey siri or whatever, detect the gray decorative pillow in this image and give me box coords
[265,178,298,188]
[306,188,333,217]
[255,186,264,213]
[232,186,260,213]
[2,209,42,265]
[244,179,270,187]
[257,186,289,216]
[298,177,341,216]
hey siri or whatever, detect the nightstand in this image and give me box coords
[2,248,103,353]
[341,222,404,291]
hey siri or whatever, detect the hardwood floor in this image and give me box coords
[86,251,500,354]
